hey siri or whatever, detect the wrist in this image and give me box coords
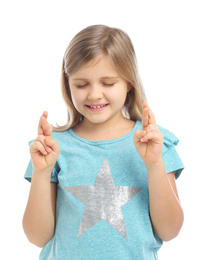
[145,157,165,173]
[32,169,53,181]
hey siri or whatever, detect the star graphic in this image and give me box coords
[65,158,141,239]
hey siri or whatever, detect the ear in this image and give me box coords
[127,83,133,92]
[64,73,69,79]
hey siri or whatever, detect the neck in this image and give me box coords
[73,113,135,141]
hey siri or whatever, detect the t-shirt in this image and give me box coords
[24,121,184,260]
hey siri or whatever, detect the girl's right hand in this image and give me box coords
[30,111,60,174]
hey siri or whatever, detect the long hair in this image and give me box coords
[52,25,147,132]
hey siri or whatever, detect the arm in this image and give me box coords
[23,178,57,247]
[147,163,183,241]
[134,103,184,241]
[23,112,60,247]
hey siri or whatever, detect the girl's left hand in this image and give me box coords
[134,102,164,166]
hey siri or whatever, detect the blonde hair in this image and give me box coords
[52,25,147,132]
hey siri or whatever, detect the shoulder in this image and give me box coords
[135,121,179,148]
[158,125,179,145]
[52,129,70,138]
[157,125,180,155]
[157,125,184,178]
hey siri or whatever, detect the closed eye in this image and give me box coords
[103,83,115,86]
[76,84,88,88]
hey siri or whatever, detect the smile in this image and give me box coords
[86,104,108,111]
[89,105,106,108]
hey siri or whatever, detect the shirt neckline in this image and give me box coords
[68,121,141,145]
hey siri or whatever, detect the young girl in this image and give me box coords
[23,25,184,259]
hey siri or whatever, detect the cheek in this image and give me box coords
[106,88,128,104]
[70,89,86,106]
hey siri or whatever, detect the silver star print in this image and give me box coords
[65,158,141,239]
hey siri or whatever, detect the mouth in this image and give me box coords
[86,104,109,111]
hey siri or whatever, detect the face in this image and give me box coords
[68,55,131,127]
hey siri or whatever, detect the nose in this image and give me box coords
[87,85,103,100]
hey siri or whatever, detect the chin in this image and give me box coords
[88,119,108,125]
[84,115,112,125]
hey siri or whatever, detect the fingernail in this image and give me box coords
[46,147,52,153]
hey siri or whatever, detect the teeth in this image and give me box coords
[90,105,105,108]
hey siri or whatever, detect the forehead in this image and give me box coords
[71,55,120,79]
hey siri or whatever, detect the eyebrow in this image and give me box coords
[72,77,120,81]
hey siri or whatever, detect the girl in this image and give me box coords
[23,25,184,259]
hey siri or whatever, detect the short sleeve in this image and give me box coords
[24,140,60,183]
[159,126,184,179]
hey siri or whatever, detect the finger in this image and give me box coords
[30,140,48,155]
[140,131,162,143]
[142,102,157,127]
[34,135,52,153]
[147,106,156,125]
[142,106,149,128]
[143,124,158,134]
[38,111,48,135]
[38,117,43,135]
[142,102,148,109]
[134,129,147,143]
[45,137,60,155]
[41,115,52,136]
[38,111,51,136]
[42,111,48,119]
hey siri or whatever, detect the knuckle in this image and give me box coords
[36,135,45,142]
[144,124,156,133]
[29,141,35,151]
[31,135,47,149]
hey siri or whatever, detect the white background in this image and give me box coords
[1,0,209,259]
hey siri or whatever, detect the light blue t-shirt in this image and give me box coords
[25,121,184,260]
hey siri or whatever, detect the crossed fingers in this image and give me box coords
[140,102,162,143]
[142,102,156,128]
[34,111,53,155]
[32,135,52,155]
[38,111,52,136]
